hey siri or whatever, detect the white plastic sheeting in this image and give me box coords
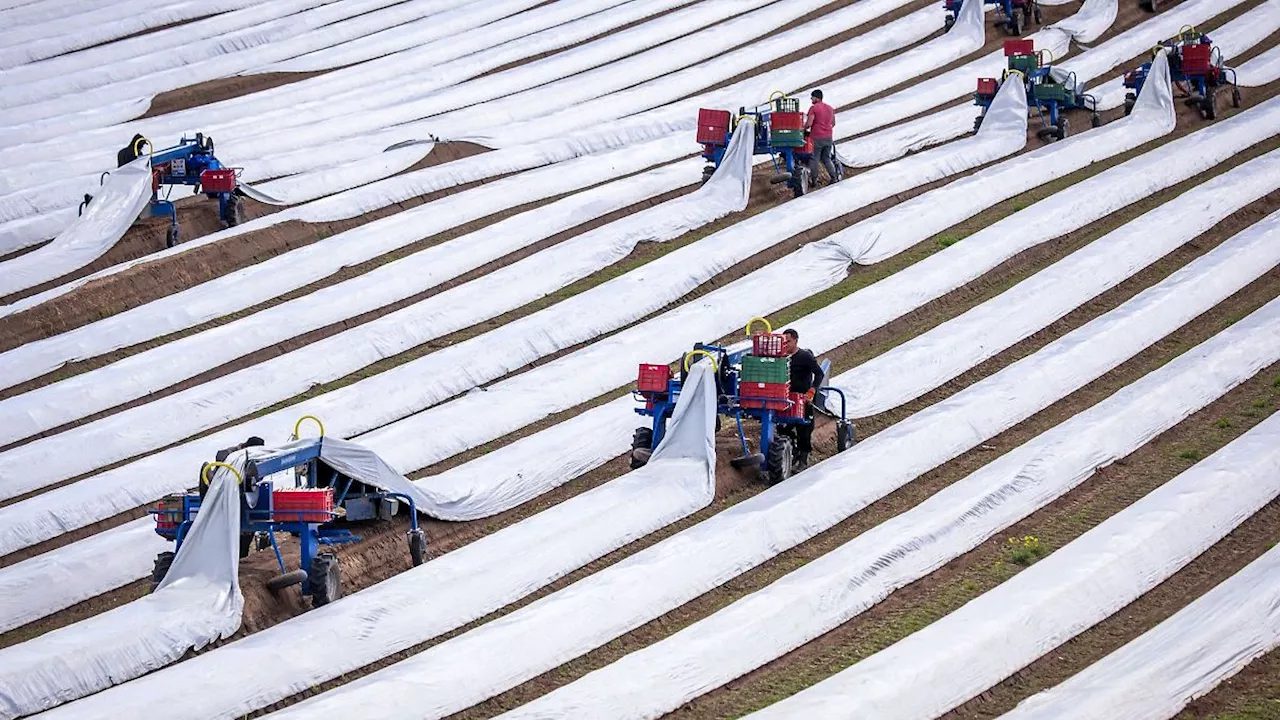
[0,0,262,53]
[839,0,1245,166]
[1238,42,1280,86]
[751,298,1280,719]
[0,82,1028,554]
[504,224,1280,720]
[0,0,549,124]
[0,121,753,502]
[1004,520,1280,720]
[1044,0,1115,42]
[42,361,719,720]
[257,163,1275,720]
[0,461,242,720]
[0,157,150,297]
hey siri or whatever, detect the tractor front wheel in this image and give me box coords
[1231,87,1241,108]
[766,435,794,484]
[408,529,427,567]
[1091,113,1102,129]
[150,551,174,592]
[1201,93,1217,120]
[166,225,180,248]
[701,165,715,184]
[309,553,341,607]
[1055,118,1070,140]
[836,421,856,453]
[1124,95,1136,116]
[791,166,809,198]
[630,427,654,469]
[944,14,955,32]
[973,114,984,134]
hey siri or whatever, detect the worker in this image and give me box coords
[804,89,838,187]
[783,328,824,471]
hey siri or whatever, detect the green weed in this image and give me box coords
[1178,449,1203,461]
[1216,418,1233,429]
[1005,535,1047,566]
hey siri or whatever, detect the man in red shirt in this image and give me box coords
[804,89,839,187]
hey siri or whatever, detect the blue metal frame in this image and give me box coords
[701,98,809,197]
[150,438,421,597]
[142,134,241,237]
[1123,34,1237,113]
[974,54,1098,138]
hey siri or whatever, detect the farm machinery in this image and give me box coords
[149,416,427,607]
[696,92,839,199]
[974,39,1099,140]
[1122,27,1239,119]
[945,0,1041,35]
[630,319,856,484]
[105,132,245,247]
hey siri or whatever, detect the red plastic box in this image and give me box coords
[1180,44,1212,73]
[770,111,804,132]
[740,381,790,410]
[1004,39,1035,56]
[200,168,237,193]
[785,392,807,418]
[272,488,334,523]
[751,333,788,358]
[637,363,672,393]
[976,78,999,95]
[153,497,183,530]
[696,108,732,145]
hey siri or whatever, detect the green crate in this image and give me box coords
[1008,56,1038,74]
[770,129,806,148]
[1034,83,1072,103]
[741,355,790,384]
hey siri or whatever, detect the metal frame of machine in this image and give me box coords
[1122,26,1240,119]
[944,0,1041,35]
[149,416,427,607]
[973,40,1100,141]
[631,318,856,484]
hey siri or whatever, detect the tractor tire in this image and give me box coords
[308,553,341,607]
[408,529,427,567]
[1091,113,1102,129]
[1056,118,1070,140]
[1202,93,1217,120]
[630,427,654,469]
[225,195,244,227]
[973,114,984,134]
[701,165,716,185]
[944,14,955,32]
[166,225,180,248]
[267,569,308,592]
[766,435,794,485]
[150,551,175,592]
[836,421,856,453]
[791,166,809,198]
[1231,87,1242,108]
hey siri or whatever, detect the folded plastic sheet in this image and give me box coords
[0,0,546,124]
[1238,42,1280,85]
[258,182,1277,720]
[838,0,1242,166]
[749,299,1280,719]
[0,86,1027,553]
[0,157,149,296]
[43,362,719,720]
[0,461,243,719]
[1043,0,1116,42]
[0,136,693,389]
[0,124,752,500]
[827,150,1279,419]
[1003,521,1280,720]
[0,0,334,72]
[505,228,1280,720]
[0,0,261,54]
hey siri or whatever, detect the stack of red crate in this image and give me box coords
[200,168,237,193]
[740,381,790,410]
[696,109,732,145]
[153,495,184,531]
[1180,44,1212,73]
[273,487,335,523]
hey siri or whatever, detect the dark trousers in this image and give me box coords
[808,138,838,185]
[781,403,815,457]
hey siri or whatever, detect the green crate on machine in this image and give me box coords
[1008,55,1039,74]
[1034,83,1073,103]
[769,129,806,147]
[741,355,790,384]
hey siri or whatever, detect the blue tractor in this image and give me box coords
[150,416,426,607]
[974,40,1099,140]
[630,319,856,484]
[945,0,1041,35]
[697,92,838,199]
[104,132,245,247]
[1122,28,1239,119]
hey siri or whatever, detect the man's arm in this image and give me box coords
[805,109,814,131]
[809,351,825,391]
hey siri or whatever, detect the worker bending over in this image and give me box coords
[784,328,824,471]
[804,89,839,187]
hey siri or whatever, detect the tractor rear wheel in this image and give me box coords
[165,226,180,248]
[701,165,715,184]
[766,436,794,484]
[1232,87,1242,108]
[1055,118,1070,140]
[836,421,856,453]
[225,195,244,227]
[973,114,984,134]
[309,553,341,607]
[791,166,809,198]
[630,427,654,469]
[1202,93,1217,119]
[150,551,174,592]
[1091,113,1102,128]
[408,529,427,567]
[944,14,955,32]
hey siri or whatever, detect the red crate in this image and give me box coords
[1180,43,1212,73]
[770,111,804,132]
[976,78,999,95]
[739,381,789,410]
[200,168,237,193]
[272,488,334,523]
[696,108,732,145]
[785,392,808,418]
[1004,39,1035,56]
[751,333,788,358]
[153,497,183,530]
[637,363,672,393]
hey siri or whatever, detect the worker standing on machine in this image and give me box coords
[804,89,838,187]
[783,328,824,471]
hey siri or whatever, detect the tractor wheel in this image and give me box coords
[1231,87,1241,108]
[944,14,955,32]
[701,165,715,184]
[1091,113,1102,129]
[150,551,175,592]
[1123,96,1135,116]
[166,225,180,248]
[308,553,341,607]
[226,195,244,227]
[973,114,984,134]
[791,167,809,198]
[630,427,654,469]
[836,421,856,453]
[1056,118,1070,140]
[408,529,427,567]
[1201,93,1217,120]
[239,532,254,559]
[766,435,794,485]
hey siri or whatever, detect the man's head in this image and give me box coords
[810,89,823,104]
[783,328,800,354]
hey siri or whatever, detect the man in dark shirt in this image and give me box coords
[784,329,824,470]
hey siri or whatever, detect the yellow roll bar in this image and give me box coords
[201,461,244,488]
[291,414,325,441]
[133,135,151,157]
[745,316,773,337]
[683,349,719,373]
